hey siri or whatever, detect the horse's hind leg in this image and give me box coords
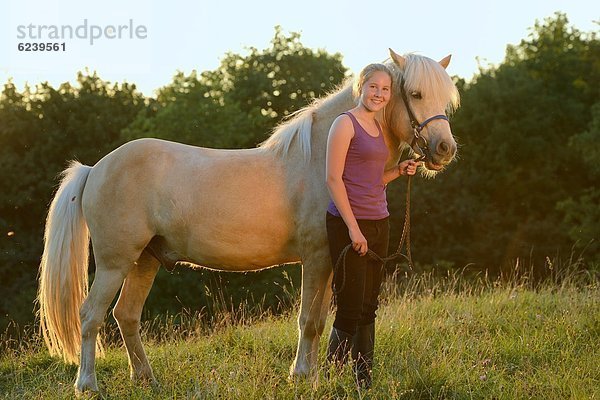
[75,258,130,394]
[290,248,333,379]
[113,250,160,384]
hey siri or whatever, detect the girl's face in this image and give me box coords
[360,71,392,112]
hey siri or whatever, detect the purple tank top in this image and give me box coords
[327,112,390,220]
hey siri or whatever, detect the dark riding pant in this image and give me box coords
[326,212,389,335]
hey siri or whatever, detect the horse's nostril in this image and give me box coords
[437,141,454,156]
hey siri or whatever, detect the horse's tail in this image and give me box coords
[38,161,99,364]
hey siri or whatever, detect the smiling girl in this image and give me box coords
[325,63,419,388]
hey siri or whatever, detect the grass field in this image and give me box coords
[1,265,598,399]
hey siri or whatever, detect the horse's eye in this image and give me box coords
[411,91,422,100]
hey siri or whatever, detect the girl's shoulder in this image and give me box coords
[331,112,356,137]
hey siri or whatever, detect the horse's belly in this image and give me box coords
[181,212,300,270]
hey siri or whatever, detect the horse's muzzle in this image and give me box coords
[422,138,457,171]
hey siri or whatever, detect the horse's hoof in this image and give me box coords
[289,363,319,387]
[74,386,101,399]
[289,361,311,378]
[150,379,161,393]
[131,370,158,384]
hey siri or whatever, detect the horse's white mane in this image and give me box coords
[259,53,460,161]
[258,84,347,159]
[258,105,315,159]
[393,54,460,114]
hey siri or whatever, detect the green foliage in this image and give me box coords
[123,27,347,148]
[0,74,145,328]
[557,102,600,258]
[122,72,257,148]
[0,74,145,243]
[390,13,600,271]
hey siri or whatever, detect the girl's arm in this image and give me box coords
[326,115,368,256]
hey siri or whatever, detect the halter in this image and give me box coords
[399,76,449,161]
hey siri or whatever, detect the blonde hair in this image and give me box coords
[352,63,393,99]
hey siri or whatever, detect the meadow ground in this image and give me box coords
[1,264,598,399]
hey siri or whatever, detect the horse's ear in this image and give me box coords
[389,48,406,69]
[439,55,452,69]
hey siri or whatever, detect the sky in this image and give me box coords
[1,0,597,97]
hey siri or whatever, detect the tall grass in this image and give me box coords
[1,257,598,399]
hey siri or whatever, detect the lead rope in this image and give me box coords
[332,173,415,297]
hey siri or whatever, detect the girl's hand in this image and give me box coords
[349,227,368,256]
[399,160,420,176]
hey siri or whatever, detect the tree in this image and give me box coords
[124,27,347,148]
[558,101,600,260]
[390,13,600,272]
[0,74,145,329]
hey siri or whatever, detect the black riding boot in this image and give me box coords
[351,323,375,389]
[327,327,354,367]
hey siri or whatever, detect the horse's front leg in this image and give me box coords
[290,248,333,379]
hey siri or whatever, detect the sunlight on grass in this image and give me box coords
[1,260,598,399]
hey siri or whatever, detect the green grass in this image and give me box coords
[1,269,599,399]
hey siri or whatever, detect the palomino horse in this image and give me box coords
[38,49,460,393]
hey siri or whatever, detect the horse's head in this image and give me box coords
[385,49,460,175]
